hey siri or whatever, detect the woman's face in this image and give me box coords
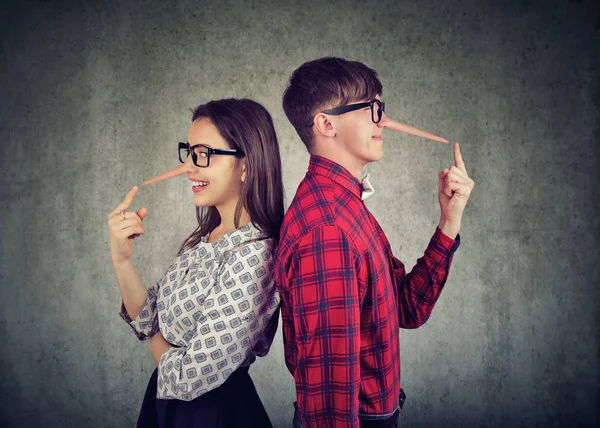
[185,117,245,210]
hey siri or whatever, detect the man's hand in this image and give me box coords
[437,143,475,238]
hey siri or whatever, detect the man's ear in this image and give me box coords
[313,114,336,138]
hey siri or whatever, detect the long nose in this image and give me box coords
[377,113,449,144]
[141,163,188,186]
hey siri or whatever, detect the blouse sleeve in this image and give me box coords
[119,259,178,340]
[156,238,280,401]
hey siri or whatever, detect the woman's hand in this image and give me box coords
[107,186,148,266]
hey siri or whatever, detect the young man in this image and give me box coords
[275,57,475,427]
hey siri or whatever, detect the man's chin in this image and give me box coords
[364,149,385,164]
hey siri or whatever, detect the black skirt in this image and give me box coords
[137,366,273,428]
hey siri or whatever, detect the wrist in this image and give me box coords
[438,217,461,240]
[112,258,132,271]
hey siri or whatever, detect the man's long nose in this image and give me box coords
[377,113,449,144]
[141,163,188,186]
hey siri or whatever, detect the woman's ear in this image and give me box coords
[241,160,246,183]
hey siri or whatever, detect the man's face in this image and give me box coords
[330,96,385,167]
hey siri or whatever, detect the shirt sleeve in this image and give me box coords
[156,239,280,401]
[289,226,362,428]
[118,260,179,340]
[390,226,461,329]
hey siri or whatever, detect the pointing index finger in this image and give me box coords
[454,142,467,174]
[114,186,138,214]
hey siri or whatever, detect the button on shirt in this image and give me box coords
[120,222,280,401]
[275,155,461,427]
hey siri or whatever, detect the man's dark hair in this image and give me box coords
[282,57,383,150]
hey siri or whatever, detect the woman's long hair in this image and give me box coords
[177,98,284,255]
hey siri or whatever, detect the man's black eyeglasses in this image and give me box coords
[178,142,244,168]
[304,99,385,127]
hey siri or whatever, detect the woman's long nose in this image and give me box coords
[377,113,449,144]
[141,163,188,186]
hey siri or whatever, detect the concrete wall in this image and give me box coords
[1,0,598,426]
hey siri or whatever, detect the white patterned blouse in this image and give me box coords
[119,222,280,401]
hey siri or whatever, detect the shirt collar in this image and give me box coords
[308,155,375,201]
[361,174,375,200]
[200,222,266,246]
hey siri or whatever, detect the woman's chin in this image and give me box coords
[192,194,211,207]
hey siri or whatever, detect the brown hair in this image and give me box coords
[177,98,284,255]
[282,57,383,150]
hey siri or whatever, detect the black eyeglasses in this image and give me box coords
[178,142,244,167]
[304,99,385,127]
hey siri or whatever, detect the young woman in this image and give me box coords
[107,98,284,427]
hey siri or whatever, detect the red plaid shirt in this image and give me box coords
[275,155,460,427]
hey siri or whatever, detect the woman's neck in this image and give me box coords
[208,203,251,243]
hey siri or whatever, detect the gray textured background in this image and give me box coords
[1,0,599,427]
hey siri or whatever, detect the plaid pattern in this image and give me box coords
[275,155,460,427]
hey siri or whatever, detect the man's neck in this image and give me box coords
[310,146,365,182]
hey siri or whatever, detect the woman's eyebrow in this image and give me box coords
[190,142,213,149]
